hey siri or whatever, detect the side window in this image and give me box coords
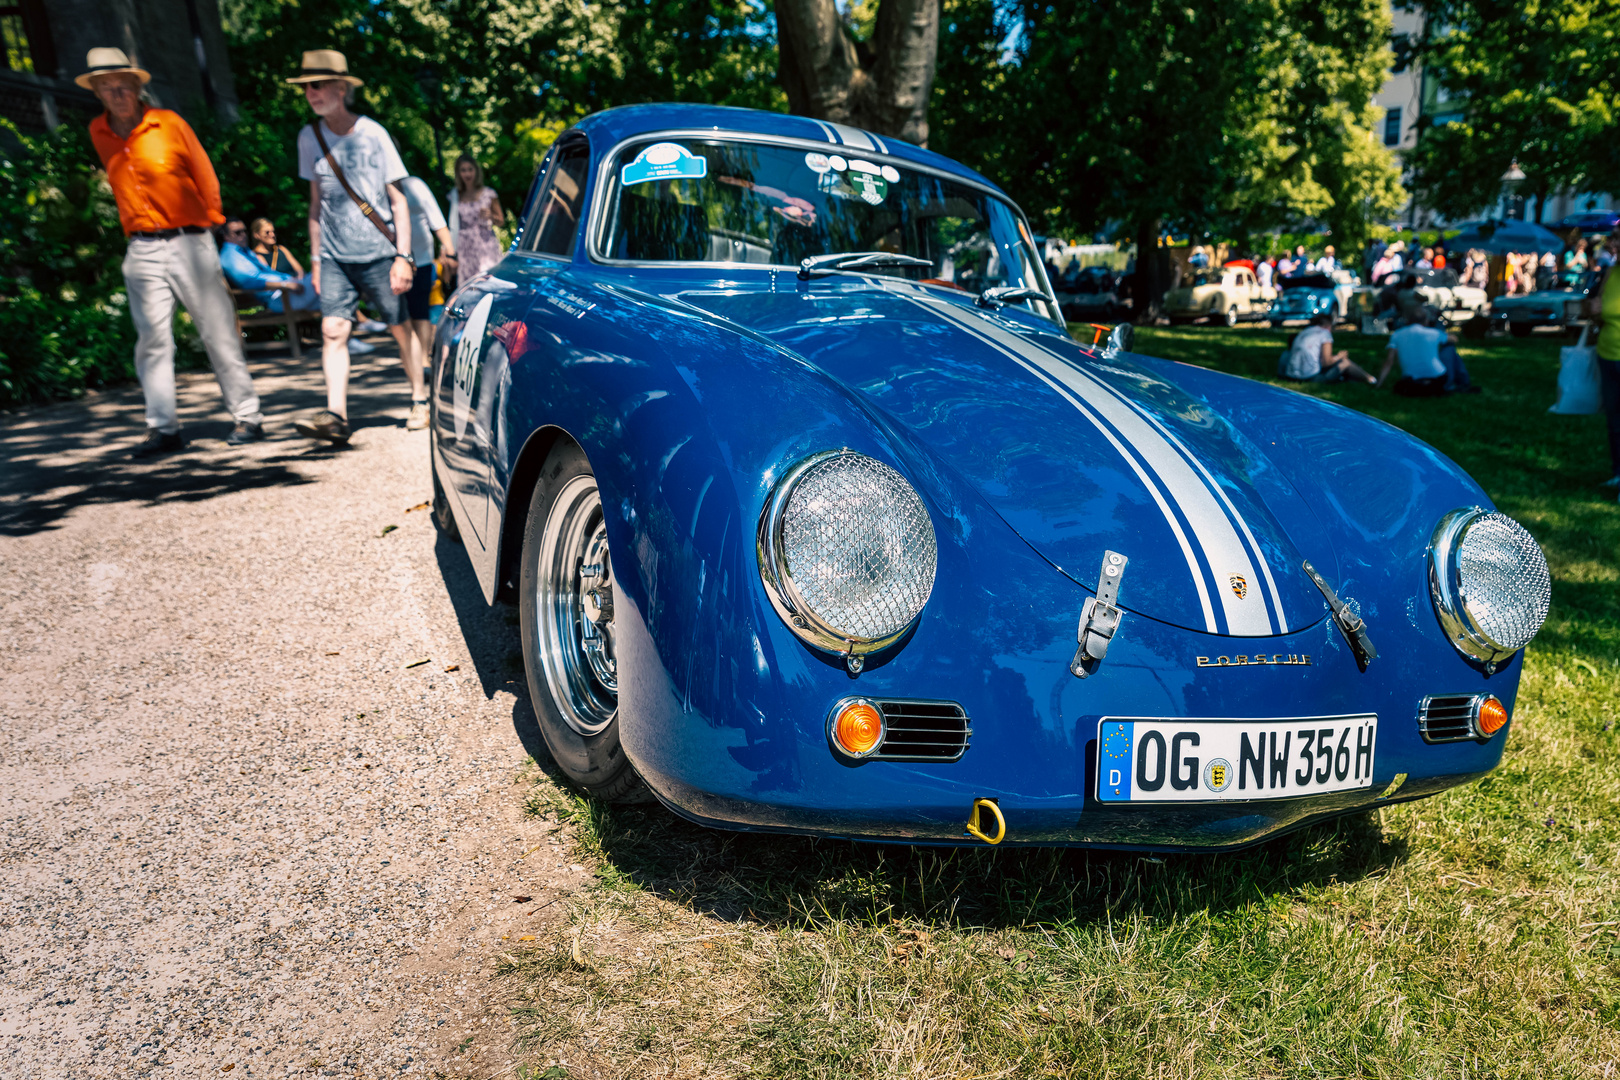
[523,141,590,258]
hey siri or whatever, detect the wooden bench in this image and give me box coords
[230,288,320,360]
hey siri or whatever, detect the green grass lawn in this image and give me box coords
[499,327,1620,1080]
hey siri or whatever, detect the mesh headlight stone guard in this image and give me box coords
[1428,507,1550,670]
[757,450,937,673]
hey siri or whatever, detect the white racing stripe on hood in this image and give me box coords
[1120,399,1290,633]
[894,289,1280,636]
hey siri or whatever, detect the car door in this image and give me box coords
[431,136,592,589]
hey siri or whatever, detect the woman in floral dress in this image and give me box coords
[449,155,506,280]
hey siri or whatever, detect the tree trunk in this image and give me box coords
[776,0,940,145]
[1133,217,1166,323]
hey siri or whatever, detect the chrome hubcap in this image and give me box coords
[536,474,617,737]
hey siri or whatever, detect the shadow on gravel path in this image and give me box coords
[0,337,406,537]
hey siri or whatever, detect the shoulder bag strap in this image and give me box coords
[312,122,397,249]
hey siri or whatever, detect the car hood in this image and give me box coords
[1493,291,1574,308]
[679,280,1333,638]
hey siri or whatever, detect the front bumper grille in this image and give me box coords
[874,700,971,761]
[1418,693,1483,743]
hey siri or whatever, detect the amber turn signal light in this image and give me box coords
[1475,695,1509,738]
[831,700,884,758]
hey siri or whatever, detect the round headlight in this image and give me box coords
[758,450,937,669]
[1429,507,1550,668]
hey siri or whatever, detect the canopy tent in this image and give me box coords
[1447,220,1566,256]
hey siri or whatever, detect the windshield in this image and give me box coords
[598,137,1056,318]
[1282,273,1334,290]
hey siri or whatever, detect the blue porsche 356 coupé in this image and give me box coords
[430,104,1550,850]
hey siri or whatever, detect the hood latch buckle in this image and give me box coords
[1302,559,1378,671]
[1072,550,1129,678]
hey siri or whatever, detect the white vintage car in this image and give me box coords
[1351,267,1489,326]
[1164,266,1275,326]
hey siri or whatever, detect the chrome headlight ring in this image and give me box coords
[757,450,938,674]
[1428,507,1551,671]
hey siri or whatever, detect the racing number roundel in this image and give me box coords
[451,293,496,442]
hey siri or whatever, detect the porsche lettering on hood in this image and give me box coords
[681,282,1333,638]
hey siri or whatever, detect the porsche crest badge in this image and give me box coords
[1229,574,1247,599]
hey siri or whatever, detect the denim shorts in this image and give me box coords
[319,256,406,325]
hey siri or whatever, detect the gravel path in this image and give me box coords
[0,346,581,1078]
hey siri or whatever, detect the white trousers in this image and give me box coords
[122,232,263,433]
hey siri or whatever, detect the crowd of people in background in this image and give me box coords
[72,40,1620,494]
[78,45,507,455]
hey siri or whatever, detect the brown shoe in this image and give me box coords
[131,429,185,458]
[294,410,350,444]
[226,421,264,446]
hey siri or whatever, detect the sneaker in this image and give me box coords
[226,421,264,446]
[406,401,430,430]
[356,318,388,335]
[347,338,376,355]
[293,410,350,444]
[131,429,184,458]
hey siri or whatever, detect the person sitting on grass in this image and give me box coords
[1280,312,1376,384]
[218,217,319,313]
[1376,306,1475,396]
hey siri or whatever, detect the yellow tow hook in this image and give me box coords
[964,797,1006,845]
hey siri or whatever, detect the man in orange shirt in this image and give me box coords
[81,48,264,456]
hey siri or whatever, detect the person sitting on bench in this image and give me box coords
[219,217,318,312]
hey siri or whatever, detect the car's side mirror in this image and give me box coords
[1103,322,1134,357]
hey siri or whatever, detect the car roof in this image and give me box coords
[571,104,1004,195]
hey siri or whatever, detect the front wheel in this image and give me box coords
[1509,322,1534,338]
[519,440,649,802]
[1223,304,1239,327]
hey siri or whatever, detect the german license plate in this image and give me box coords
[1096,715,1377,803]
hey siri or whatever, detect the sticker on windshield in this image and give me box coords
[848,171,888,205]
[804,152,831,174]
[620,142,707,186]
[828,155,848,172]
[881,165,901,183]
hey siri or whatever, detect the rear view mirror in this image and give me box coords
[1104,322,1134,357]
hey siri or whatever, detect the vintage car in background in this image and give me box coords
[430,103,1550,851]
[1054,265,1130,323]
[1352,266,1489,326]
[1490,271,1600,337]
[1163,264,1275,326]
[1268,271,1360,324]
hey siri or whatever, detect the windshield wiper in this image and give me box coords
[798,252,934,280]
[976,285,1047,309]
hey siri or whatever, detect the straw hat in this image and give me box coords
[74,47,151,90]
[285,49,364,87]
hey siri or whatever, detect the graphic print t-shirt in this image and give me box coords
[297,116,408,264]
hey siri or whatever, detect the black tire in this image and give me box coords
[1223,304,1239,328]
[1509,322,1534,338]
[431,456,461,542]
[518,440,650,803]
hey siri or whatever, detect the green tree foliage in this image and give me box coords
[931,0,1403,307]
[1405,0,1620,222]
[0,122,139,406]
[214,0,783,248]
